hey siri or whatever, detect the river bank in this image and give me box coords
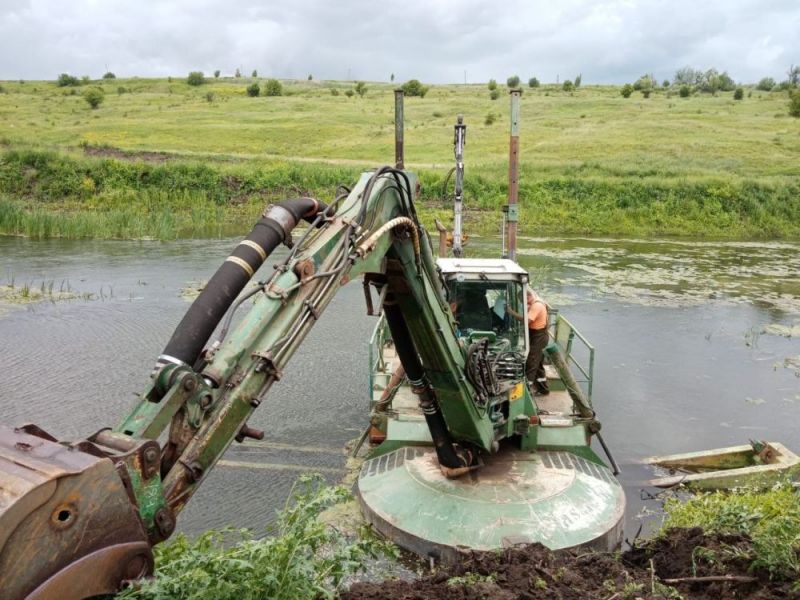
[1,148,799,239]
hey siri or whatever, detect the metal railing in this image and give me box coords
[552,314,595,403]
[368,314,390,401]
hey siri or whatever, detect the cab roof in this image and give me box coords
[436,258,528,277]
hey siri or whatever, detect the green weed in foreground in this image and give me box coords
[118,476,396,600]
[661,483,800,581]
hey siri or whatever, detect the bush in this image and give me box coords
[642,89,651,98]
[102,72,116,79]
[56,73,80,87]
[263,79,282,96]
[790,91,800,118]
[354,81,367,97]
[400,79,429,97]
[234,68,241,78]
[214,70,220,78]
[488,79,497,91]
[562,80,574,92]
[733,87,744,100]
[251,70,257,78]
[620,84,633,98]
[205,92,215,103]
[756,77,775,91]
[344,89,354,98]
[528,77,540,88]
[246,83,260,97]
[82,88,105,109]
[330,88,340,96]
[506,75,520,88]
[679,85,691,98]
[574,74,582,88]
[662,79,670,88]
[116,86,126,95]
[489,89,500,100]
[484,112,496,125]
[187,71,205,86]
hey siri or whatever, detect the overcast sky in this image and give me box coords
[0,0,797,84]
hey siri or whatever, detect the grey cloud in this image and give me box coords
[0,0,797,83]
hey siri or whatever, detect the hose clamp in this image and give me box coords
[264,205,297,237]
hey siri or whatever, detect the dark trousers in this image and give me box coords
[527,327,550,393]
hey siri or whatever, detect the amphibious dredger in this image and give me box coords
[0,90,624,599]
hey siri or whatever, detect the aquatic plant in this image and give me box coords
[118,475,396,600]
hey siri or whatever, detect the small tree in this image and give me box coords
[679,85,691,98]
[642,89,651,98]
[787,64,799,87]
[214,70,221,78]
[620,84,633,98]
[400,79,429,97]
[390,73,395,82]
[330,88,340,96]
[562,79,574,91]
[251,69,258,78]
[662,79,670,88]
[56,73,80,87]
[506,75,520,88]
[354,81,367,97]
[574,73,582,88]
[102,72,116,79]
[308,74,313,81]
[528,77,540,88]
[344,89,354,98]
[263,78,282,96]
[246,83,260,97]
[756,77,776,91]
[488,79,497,91]
[733,87,744,100]
[187,71,205,86]
[789,90,800,118]
[234,68,241,78]
[489,89,500,100]
[83,87,105,109]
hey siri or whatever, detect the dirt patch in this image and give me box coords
[342,528,798,600]
[82,144,173,163]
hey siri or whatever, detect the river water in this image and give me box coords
[1,234,798,540]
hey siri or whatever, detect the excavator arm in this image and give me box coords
[0,166,512,598]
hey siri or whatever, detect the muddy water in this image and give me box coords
[1,235,798,540]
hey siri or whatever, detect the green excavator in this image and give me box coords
[0,90,624,599]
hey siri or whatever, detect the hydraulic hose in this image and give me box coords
[382,297,471,471]
[157,198,328,370]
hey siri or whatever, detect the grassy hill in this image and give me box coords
[0,77,798,239]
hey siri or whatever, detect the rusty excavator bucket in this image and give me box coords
[0,425,153,599]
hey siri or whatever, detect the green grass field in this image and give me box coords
[0,77,798,239]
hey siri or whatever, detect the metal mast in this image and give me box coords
[452,115,466,257]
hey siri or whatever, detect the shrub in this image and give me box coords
[489,89,500,100]
[187,71,205,86]
[82,87,105,109]
[234,68,241,78]
[251,69,257,78]
[574,74,582,88]
[756,77,775,91]
[790,90,800,117]
[400,79,428,97]
[620,84,633,98]
[562,80,574,92]
[354,81,367,97]
[246,82,260,97]
[788,64,799,87]
[642,89,651,98]
[330,88,340,96]
[344,89,354,98]
[487,79,497,91]
[506,75,520,88]
[390,73,394,82]
[214,70,220,78]
[308,74,313,81]
[102,72,116,79]
[56,73,80,87]
[528,77,540,88]
[81,75,91,84]
[484,112,496,125]
[263,78,282,96]
[679,85,691,98]
[733,87,744,100]
[662,79,670,87]
[116,86,126,95]
[205,92,215,103]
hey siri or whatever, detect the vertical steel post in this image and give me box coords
[452,115,466,258]
[506,90,521,261]
[394,89,404,169]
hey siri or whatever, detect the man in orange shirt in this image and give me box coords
[508,288,550,395]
